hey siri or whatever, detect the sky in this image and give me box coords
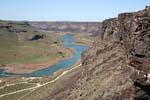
[0,0,149,22]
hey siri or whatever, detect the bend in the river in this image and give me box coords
[0,34,89,77]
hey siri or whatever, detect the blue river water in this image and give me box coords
[0,34,89,77]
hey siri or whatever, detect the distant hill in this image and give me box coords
[29,21,102,36]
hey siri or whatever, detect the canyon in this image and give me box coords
[42,7,150,100]
[0,7,150,100]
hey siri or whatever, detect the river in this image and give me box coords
[0,34,89,77]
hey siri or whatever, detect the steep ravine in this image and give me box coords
[43,7,150,100]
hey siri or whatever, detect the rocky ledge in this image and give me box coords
[43,7,150,100]
[82,6,150,100]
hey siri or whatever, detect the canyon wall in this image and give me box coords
[43,7,150,100]
[30,22,101,35]
[81,7,150,100]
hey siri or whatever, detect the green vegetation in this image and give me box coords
[0,83,36,95]
[0,76,62,100]
[0,21,93,100]
[0,20,72,67]
[0,90,32,100]
[0,62,80,100]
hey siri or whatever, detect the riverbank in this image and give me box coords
[0,61,82,100]
[68,32,96,46]
[43,31,95,46]
[1,48,74,74]
[0,21,78,75]
[0,34,89,77]
[74,38,94,46]
[0,34,89,99]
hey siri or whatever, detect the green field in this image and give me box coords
[0,20,72,66]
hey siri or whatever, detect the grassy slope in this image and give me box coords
[0,63,80,100]
[0,20,71,66]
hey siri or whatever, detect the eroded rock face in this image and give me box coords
[43,7,150,100]
[80,16,134,100]
[118,8,150,100]
[83,7,150,100]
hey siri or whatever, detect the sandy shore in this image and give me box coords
[3,59,62,74]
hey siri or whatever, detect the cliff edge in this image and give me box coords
[43,7,150,100]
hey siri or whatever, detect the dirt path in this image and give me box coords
[0,63,81,98]
[0,82,36,89]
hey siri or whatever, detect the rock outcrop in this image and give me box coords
[43,7,150,100]
[118,8,150,99]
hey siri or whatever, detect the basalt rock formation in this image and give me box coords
[43,7,150,100]
[118,7,150,99]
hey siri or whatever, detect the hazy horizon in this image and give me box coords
[0,0,149,22]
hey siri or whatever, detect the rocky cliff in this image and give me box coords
[43,7,150,100]
[30,22,101,35]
